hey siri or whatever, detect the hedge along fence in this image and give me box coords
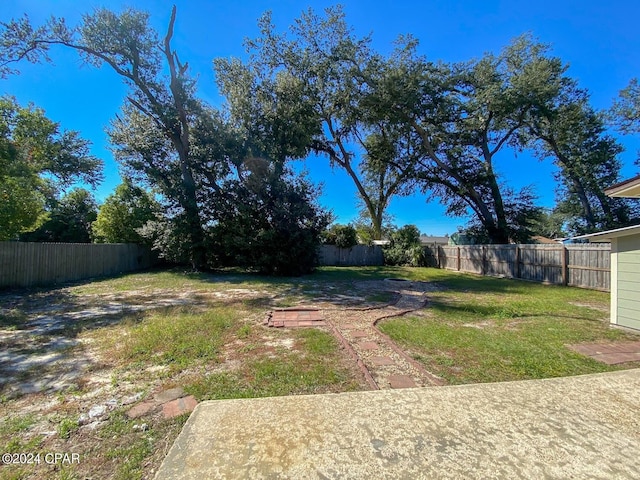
[318,245,384,266]
[0,242,158,288]
[426,243,611,292]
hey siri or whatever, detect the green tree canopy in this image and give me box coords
[216,6,417,240]
[210,160,331,275]
[524,84,635,235]
[359,35,569,243]
[383,225,425,266]
[1,7,218,267]
[21,188,98,243]
[92,180,160,244]
[0,96,102,240]
[321,224,358,249]
[610,78,640,136]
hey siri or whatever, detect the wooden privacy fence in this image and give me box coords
[318,245,384,266]
[0,242,157,288]
[427,243,611,291]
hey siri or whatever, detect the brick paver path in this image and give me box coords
[265,308,327,328]
[568,341,640,364]
[127,386,198,420]
[322,280,444,390]
[264,279,444,390]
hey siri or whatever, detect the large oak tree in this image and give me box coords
[217,7,417,240]
[2,7,215,267]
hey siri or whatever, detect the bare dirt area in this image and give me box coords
[0,287,218,479]
[0,273,426,480]
[1,290,195,398]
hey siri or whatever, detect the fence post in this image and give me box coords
[515,245,521,279]
[432,243,437,268]
[561,246,568,286]
[457,246,461,271]
[482,245,486,275]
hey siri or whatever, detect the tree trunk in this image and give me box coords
[562,168,597,231]
[486,225,510,244]
[485,164,510,244]
[178,151,207,270]
[165,6,207,270]
[372,209,384,241]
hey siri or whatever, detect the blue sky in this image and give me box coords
[3,0,640,235]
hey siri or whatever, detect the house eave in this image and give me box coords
[605,174,640,198]
[573,224,640,242]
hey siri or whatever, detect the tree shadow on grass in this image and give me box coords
[427,301,603,323]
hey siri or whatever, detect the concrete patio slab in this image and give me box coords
[155,369,640,479]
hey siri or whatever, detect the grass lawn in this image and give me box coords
[1,265,638,479]
[372,267,640,384]
[71,265,640,390]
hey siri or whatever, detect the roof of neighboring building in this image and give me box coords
[605,174,640,198]
[573,224,640,242]
[531,235,560,244]
[419,235,450,245]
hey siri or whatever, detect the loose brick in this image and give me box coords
[126,401,155,419]
[162,395,198,419]
[388,374,417,389]
[154,387,184,404]
[370,356,395,366]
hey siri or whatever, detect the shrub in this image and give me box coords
[321,224,358,248]
[383,224,426,266]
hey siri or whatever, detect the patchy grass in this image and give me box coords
[67,269,214,294]
[377,269,640,384]
[3,265,637,480]
[0,415,38,451]
[311,265,430,282]
[99,306,235,371]
[0,414,44,476]
[55,273,366,479]
[99,410,157,480]
[67,268,291,296]
[186,328,360,400]
[56,417,79,440]
[0,309,29,330]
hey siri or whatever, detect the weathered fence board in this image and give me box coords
[430,243,610,291]
[318,245,384,266]
[0,242,157,288]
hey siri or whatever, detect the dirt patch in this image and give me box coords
[569,302,609,313]
[462,321,494,329]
